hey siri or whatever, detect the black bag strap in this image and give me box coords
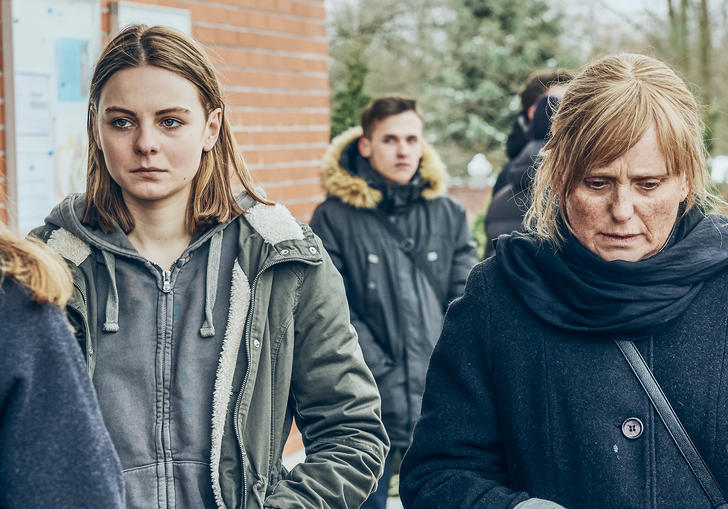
[368,209,447,305]
[615,339,728,508]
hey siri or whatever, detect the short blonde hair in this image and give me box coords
[0,225,72,306]
[525,53,713,244]
[84,24,269,233]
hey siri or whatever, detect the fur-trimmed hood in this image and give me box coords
[320,126,447,209]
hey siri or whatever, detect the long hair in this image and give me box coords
[0,225,72,306]
[84,24,270,233]
[525,53,714,244]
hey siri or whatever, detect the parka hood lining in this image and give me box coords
[210,260,250,509]
[320,126,447,209]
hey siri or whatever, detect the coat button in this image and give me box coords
[308,246,317,254]
[622,417,644,439]
[253,339,261,348]
[280,249,290,255]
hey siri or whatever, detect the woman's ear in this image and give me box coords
[203,107,223,152]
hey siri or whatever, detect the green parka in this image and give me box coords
[33,197,388,509]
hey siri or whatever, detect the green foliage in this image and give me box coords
[330,45,371,139]
[327,0,574,175]
[472,210,487,259]
[425,0,573,173]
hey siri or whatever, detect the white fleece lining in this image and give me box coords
[47,228,91,266]
[245,203,304,245]
[211,260,250,509]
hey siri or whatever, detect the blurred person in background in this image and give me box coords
[31,24,387,509]
[484,77,570,258]
[0,224,124,508]
[401,53,728,508]
[492,69,574,197]
[311,95,478,509]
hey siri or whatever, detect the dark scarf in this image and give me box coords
[496,207,728,336]
[339,138,427,212]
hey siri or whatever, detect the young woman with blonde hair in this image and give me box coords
[0,224,124,507]
[32,24,387,509]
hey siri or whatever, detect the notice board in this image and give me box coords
[2,0,191,232]
[3,0,101,233]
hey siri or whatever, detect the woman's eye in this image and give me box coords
[585,179,607,190]
[111,118,132,129]
[162,118,182,128]
[640,180,661,191]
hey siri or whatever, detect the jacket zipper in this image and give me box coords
[153,267,174,506]
[162,269,172,293]
[71,281,93,368]
[233,255,315,509]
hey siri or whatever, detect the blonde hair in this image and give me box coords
[0,225,72,306]
[84,24,269,233]
[525,53,714,244]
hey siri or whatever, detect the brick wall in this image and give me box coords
[1,0,329,224]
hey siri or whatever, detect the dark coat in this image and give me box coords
[0,277,125,508]
[400,257,728,509]
[484,139,546,258]
[310,127,478,448]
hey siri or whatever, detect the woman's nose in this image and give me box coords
[609,186,634,222]
[134,124,160,155]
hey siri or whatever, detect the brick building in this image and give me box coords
[0,0,329,228]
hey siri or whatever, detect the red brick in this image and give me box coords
[264,180,322,202]
[208,47,328,73]
[226,91,328,109]
[241,147,326,166]
[0,206,7,226]
[236,129,328,146]
[228,110,330,128]
[101,11,110,32]
[193,26,326,57]
[219,69,327,91]
[251,164,320,183]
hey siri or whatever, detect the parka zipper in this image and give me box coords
[233,255,318,509]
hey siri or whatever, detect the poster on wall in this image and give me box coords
[8,0,100,233]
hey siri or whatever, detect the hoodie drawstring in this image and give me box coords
[200,230,223,338]
[101,251,120,333]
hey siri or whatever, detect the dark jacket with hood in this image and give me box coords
[0,277,125,508]
[484,95,559,258]
[401,209,728,509]
[310,127,478,448]
[31,193,388,509]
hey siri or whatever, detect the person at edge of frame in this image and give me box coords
[0,224,125,508]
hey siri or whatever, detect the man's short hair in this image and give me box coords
[520,69,574,112]
[361,95,423,138]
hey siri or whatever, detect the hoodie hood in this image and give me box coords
[43,192,257,336]
[320,126,447,209]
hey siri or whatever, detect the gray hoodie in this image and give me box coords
[43,193,253,508]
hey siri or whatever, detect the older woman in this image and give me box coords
[399,53,728,509]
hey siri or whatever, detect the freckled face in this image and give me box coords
[93,65,221,211]
[358,111,424,185]
[565,126,689,262]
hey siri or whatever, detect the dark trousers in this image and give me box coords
[361,448,397,509]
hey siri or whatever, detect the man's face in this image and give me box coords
[358,111,424,185]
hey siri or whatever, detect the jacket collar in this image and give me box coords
[320,126,447,209]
